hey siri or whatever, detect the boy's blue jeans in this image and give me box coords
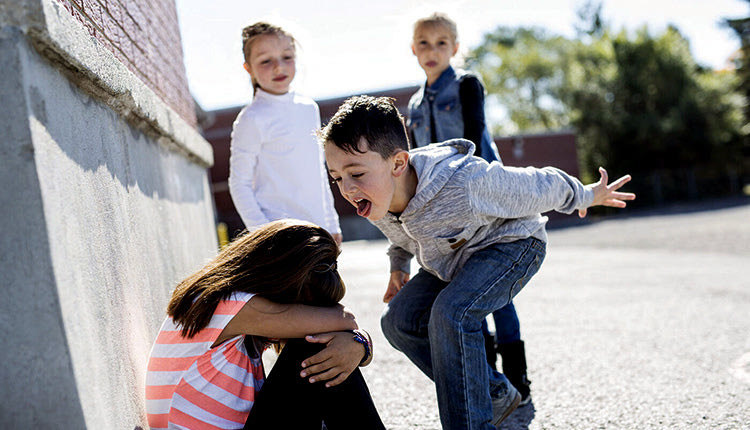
[381,237,546,429]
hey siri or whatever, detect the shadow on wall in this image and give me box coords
[26,76,207,204]
[8,33,216,428]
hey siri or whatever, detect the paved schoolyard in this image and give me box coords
[335,199,750,429]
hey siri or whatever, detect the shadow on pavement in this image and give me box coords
[498,402,535,430]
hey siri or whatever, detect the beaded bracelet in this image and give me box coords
[351,329,372,366]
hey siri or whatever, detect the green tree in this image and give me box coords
[725,3,750,132]
[469,27,574,134]
[470,14,744,201]
[725,3,750,179]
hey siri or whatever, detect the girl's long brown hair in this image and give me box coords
[167,219,344,338]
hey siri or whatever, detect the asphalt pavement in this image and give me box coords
[334,198,750,429]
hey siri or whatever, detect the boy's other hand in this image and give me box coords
[579,167,636,218]
[384,271,409,303]
[301,331,363,387]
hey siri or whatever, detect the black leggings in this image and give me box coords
[244,338,386,429]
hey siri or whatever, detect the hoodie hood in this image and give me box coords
[406,139,477,213]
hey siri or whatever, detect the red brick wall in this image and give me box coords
[54,0,197,127]
[495,132,579,176]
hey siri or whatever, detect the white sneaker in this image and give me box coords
[491,384,521,428]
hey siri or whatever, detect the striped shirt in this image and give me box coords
[145,292,265,429]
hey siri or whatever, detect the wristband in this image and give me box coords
[351,329,372,366]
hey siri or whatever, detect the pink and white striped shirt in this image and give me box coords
[145,292,265,429]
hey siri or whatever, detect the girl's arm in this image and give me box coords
[318,143,341,238]
[228,112,270,229]
[216,296,357,344]
[459,75,487,159]
[313,102,342,238]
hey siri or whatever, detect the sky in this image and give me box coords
[176,0,748,112]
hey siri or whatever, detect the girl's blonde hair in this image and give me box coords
[167,219,344,338]
[241,22,296,94]
[413,12,458,43]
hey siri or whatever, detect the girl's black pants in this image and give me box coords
[244,338,386,429]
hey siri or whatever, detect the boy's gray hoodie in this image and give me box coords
[372,139,594,282]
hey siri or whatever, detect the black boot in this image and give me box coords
[497,340,531,405]
[484,330,498,370]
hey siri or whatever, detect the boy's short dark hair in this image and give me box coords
[320,96,410,159]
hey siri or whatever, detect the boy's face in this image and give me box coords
[412,23,458,83]
[325,138,403,221]
[243,34,296,95]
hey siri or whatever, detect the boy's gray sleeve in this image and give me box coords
[386,244,413,274]
[467,163,595,218]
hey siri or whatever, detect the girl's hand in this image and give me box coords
[300,331,364,387]
[383,271,409,303]
[579,167,636,218]
[332,233,343,246]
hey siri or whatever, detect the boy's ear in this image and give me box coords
[391,150,410,177]
[452,42,459,56]
[411,43,417,56]
[243,62,252,75]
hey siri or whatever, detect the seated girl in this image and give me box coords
[145,219,385,429]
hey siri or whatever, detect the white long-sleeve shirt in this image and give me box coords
[228,89,340,235]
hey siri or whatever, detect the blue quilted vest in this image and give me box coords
[407,66,500,163]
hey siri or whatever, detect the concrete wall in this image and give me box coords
[0,1,217,428]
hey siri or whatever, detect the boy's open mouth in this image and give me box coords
[354,198,372,217]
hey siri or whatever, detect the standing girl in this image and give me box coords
[229,22,342,243]
[406,12,532,405]
[145,219,384,429]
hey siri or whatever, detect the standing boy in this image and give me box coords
[321,96,635,429]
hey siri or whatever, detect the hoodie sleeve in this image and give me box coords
[466,162,595,219]
[387,244,413,274]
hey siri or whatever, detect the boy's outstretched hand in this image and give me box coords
[579,167,636,218]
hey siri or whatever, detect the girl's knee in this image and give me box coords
[278,338,325,363]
